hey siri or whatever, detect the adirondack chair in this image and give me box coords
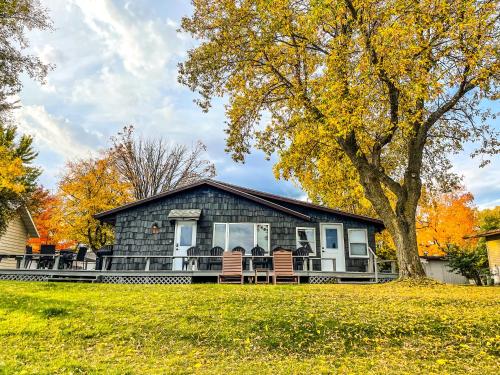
[218,251,244,284]
[271,249,299,284]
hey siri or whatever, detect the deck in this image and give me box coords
[0,252,398,284]
[0,268,398,284]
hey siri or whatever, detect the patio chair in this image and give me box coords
[70,247,88,270]
[271,249,299,284]
[183,246,200,271]
[24,246,34,269]
[251,246,269,269]
[38,245,56,269]
[293,246,310,271]
[218,251,244,284]
[232,246,247,269]
[208,246,224,270]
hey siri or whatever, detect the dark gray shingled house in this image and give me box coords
[95,179,385,282]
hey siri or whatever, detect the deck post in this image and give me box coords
[52,255,60,270]
[145,257,151,272]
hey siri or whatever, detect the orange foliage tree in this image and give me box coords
[416,189,477,256]
[27,187,74,251]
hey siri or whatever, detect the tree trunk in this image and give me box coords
[389,217,427,278]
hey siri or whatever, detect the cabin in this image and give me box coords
[0,207,39,269]
[91,179,387,283]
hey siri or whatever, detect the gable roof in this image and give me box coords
[464,229,500,240]
[94,179,384,228]
[18,206,39,238]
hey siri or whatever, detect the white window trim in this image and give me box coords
[212,223,270,253]
[348,228,369,258]
[295,227,316,253]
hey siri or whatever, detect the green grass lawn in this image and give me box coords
[0,281,498,374]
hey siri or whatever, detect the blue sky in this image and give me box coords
[16,0,499,209]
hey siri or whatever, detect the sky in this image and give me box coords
[15,0,500,209]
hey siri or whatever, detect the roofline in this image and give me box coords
[94,179,311,221]
[214,180,384,227]
[18,206,39,238]
[464,228,500,239]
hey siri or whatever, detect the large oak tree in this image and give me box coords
[179,0,499,278]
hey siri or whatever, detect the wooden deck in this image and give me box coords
[0,268,398,284]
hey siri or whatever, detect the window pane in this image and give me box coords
[228,224,254,253]
[179,225,193,246]
[349,229,366,243]
[213,224,226,249]
[350,243,368,256]
[325,228,338,248]
[297,228,315,251]
[256,224,269,252]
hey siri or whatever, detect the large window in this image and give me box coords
[348,229,369,258]
[296,227,316,253]
[213,223,270,254]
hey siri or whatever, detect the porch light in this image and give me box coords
[151,223,160,235]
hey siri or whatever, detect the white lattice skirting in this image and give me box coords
[100,276,192,284]
[309,276,339,284]
[0,274,48,282]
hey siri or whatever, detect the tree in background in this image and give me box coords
[446,244,489,286]
[27,187,72,251]
[477,206,500,231]
[0,0,53,115]
[179,0,499,278]
[55,155,132,252]
[0,123,41,235]
[416,189,477,256]
[110,126,216,200]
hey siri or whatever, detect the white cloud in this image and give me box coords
[15,105,96,160]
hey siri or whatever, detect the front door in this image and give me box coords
[320,224,345,272]
[173,221,197,271]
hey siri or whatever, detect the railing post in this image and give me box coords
[145,257,150,271]
[53,255,60,270]
[368,247,378,283]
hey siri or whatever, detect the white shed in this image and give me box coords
[420,256,469,284]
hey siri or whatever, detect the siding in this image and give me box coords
[421,259,469,284]
[111,185,378,272]
[0,215,28,269]
[486,237,500,284]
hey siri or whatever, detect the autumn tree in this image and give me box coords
[0,123,41,235]
[56,155,132,252]
[416,189,477,256]
[27,187,71,251]
[179,0,499,278]
[477,206,500,231]
[110,125,216,200]
[0,0,53,115]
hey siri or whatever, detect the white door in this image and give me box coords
[173,221,197,271]
[320,224,345,272]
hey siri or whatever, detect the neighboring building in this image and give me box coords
[95,179,385,274]
[466,229,500,285]
[420,256,469,284]
[0,207,39,269]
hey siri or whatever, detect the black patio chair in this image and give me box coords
[38,245,56,269]
[24,246,34,269]
[96,246,113,270]
[208,246,224,270]
[58,249,74,269]
[183,246,200,271]
[293,246,310,271]
[69,247,88,270]
[251,246,270,270]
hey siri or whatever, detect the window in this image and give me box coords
[348,229,369,258]
[296,227,316,253]
[324,228,338,249]
[179,225,193,246]
[212,223,270,254]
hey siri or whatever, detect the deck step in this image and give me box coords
[48,276,98,283]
